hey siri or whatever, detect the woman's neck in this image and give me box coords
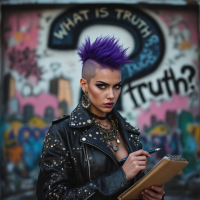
[89,104,107,118]
[89,105,111,128]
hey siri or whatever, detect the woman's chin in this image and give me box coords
[101,107,113,113]
[90,104,114,114]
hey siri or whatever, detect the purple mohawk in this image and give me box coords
[77,36,132,69]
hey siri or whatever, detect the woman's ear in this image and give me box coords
[80,78,88,92]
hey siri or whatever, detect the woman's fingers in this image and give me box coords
[141,195,149,200]
[141,186,165,200]
[137,161,147,166]
[136,156,147,163]
[133,150,151,157]
[122,150,150,181]
[142,192,155,200]
[141,189,162,200]
[139,165,146,170]
[151,185,165,196]
[141,191,154,200]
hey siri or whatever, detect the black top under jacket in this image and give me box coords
[36,103,145,200]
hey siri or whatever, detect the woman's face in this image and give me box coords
[85,67,121,116]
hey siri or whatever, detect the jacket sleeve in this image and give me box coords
[36,123,129,200]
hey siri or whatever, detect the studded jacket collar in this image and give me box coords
[69,103,140,132]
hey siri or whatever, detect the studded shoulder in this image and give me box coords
[125,122,140,134]
[52,115,70,125]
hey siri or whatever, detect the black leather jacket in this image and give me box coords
[36,103,144,200]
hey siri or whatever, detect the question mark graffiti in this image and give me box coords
[181,65,195,90]
[50,62,61,72]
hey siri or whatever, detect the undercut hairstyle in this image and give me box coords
[77,36,132,70]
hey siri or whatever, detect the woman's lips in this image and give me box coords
[104,103,114,108]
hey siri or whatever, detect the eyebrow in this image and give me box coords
[96,81,122,86]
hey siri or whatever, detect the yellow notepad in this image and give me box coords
[118,156,189,200]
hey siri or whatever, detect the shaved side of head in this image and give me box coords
[82,59,103,83]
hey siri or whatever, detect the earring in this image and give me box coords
[81,91,91,109]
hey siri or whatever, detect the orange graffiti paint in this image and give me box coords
[7,145,23,164]
[179,40,191,51]
[14,32,22,41]
[188,124,200,152]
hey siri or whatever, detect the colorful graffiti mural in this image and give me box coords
[1,5,199,199]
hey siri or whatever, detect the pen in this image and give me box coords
[147,148,161,154]
[119,148,161,162]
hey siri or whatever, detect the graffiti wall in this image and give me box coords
[1,5,200,199]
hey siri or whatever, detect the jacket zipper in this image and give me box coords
[82,143,92,181]
[85,144,92,181]
[82,141,118,168]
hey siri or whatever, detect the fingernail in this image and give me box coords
[141,192,144,195]
[145,189,148,192]
[152,186,154,189]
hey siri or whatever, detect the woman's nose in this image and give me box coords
[107,88,114,99]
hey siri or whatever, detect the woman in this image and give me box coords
[36,36,165,200]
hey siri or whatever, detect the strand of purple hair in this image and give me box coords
[77,36,132,70]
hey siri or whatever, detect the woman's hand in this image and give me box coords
[122,150,151,181]
[140,185,165,200]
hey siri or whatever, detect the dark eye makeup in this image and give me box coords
[115,84,122,89]
[96,84,106,89]
[96,84,122,89]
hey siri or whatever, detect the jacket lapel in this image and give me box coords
[80,126,118,165]
[111,109,141,153]
[69,103,141,164]
[69,104,118,164]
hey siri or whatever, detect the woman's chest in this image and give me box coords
[106,132,129,162]
[69,126,141,182]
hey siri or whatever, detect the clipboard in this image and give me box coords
[118,155,189,200]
